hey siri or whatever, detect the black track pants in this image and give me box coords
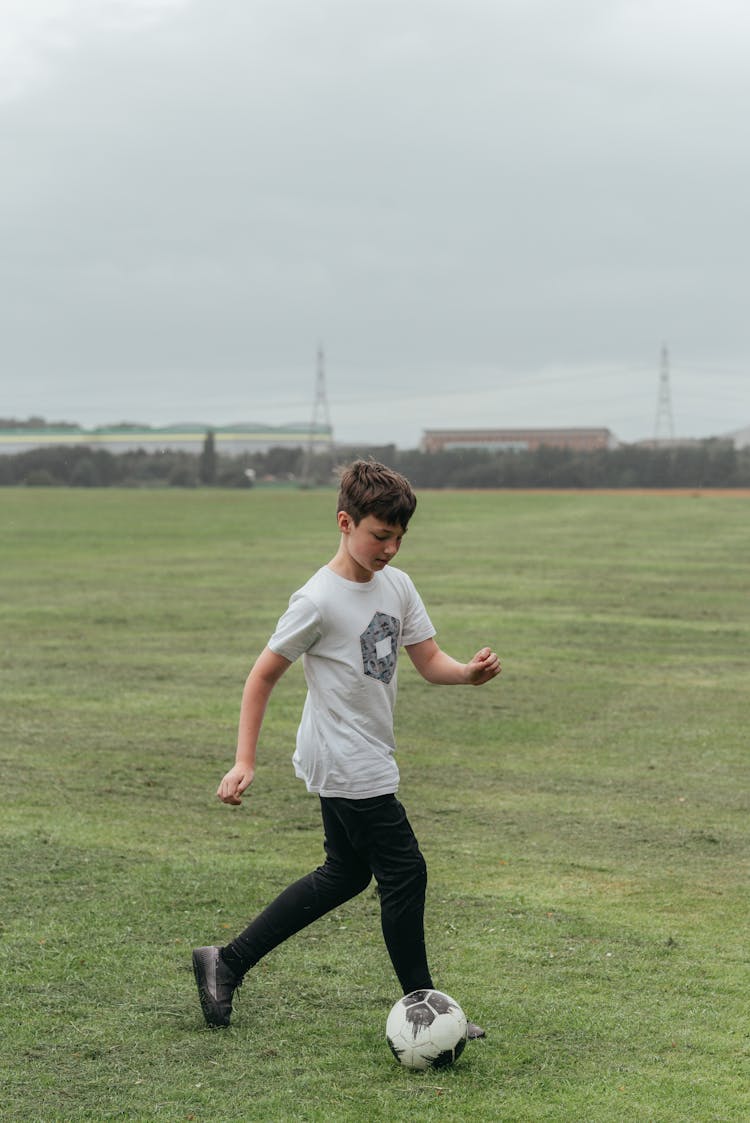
[222,794,433,994]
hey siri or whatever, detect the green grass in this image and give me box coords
[1,488,748,1122]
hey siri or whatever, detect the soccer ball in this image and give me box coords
[386,989,468,1070]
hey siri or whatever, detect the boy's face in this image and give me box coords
[337,512,406,581]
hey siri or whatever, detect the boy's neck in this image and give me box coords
[327,544,376,583]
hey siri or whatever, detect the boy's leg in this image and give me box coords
[219,798,372,978]
[323,795,434,995]
[328,796,485,1036]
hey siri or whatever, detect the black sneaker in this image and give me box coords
[192,946,241,1028]
[467,1020,486,1039]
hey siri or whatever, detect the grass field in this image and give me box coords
[1,487,748,1122]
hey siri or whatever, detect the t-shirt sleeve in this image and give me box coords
[401,577,436,646]
[268,593,323,662]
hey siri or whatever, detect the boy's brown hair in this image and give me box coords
[336,460,417,530]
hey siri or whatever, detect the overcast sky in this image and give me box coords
[1,0,748,447]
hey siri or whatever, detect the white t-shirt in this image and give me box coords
[268,564,435,798]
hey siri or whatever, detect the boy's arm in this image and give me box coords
[217,646,292,805]
[405,638,501,686]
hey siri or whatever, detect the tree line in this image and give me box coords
[0,433,748,489]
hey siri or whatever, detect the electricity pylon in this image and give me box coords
[302,345,334,485]
[654,345,675,441]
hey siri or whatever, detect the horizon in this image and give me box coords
[1,413,746,449]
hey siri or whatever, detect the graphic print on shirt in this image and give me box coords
[360,612,400,684]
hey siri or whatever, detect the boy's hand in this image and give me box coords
[217,764,255,805]
[465,646,501,685]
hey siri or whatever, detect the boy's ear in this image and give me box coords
[337,510,353,533]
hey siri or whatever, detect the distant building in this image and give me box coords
[421,427,617,453]
[633,437,706,450]
[0,423,333,457]
[724,425,750,450]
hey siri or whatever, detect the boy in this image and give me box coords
[193,460,500,1035]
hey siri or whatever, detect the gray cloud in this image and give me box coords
[1,0,748,445]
